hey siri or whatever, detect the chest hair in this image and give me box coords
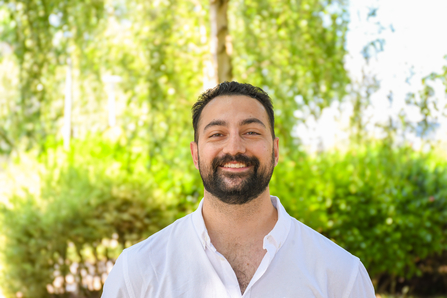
[219,242,266,294]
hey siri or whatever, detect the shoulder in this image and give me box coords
[290,217,359,265]
[107,214,195,287]
[103,214,197,296]
[281,217,367,296]
[125,213,196,267]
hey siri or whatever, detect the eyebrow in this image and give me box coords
[239,117,266,128]
[203,120,227,132]
[203,117,266,133]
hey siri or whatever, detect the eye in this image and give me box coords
[246,131,260,135]
[210,133,223,138]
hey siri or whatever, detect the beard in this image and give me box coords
[198,151,275,205]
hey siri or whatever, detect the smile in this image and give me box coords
[222,163,248,168]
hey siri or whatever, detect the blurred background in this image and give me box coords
[0,0,446,297]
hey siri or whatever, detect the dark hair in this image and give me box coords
[192,81,275,142]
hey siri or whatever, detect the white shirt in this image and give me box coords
[102,196,375,298]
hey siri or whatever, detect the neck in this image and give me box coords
[202,188,278,246]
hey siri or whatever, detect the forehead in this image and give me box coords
[199,95,269,128]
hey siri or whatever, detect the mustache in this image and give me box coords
[211,154,260,172]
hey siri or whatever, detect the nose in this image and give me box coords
[222,133,246,155]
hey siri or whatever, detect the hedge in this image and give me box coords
[0,137,446,297]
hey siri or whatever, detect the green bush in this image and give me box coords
[1,137,447,296]
[273,144,447,280]
[0,136,201,297]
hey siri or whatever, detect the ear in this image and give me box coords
[190,141,199,170]
[273,137,279,166]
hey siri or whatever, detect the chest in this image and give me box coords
[153,245,338,298]
[218,242,266,293]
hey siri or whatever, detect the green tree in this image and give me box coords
[0,0,355,296]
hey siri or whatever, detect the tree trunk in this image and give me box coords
[209,0,232,84]
[63,58,72,150]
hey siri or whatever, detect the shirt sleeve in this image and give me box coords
[347,261,376,298]
[101,251,132,298]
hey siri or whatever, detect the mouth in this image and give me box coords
[210,154,259,174]
[219,162,251,171]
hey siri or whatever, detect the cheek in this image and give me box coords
[252,141,271,155]
[198,144,219,163]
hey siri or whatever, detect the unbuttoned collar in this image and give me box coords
[192,196,291,252]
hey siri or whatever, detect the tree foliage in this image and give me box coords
[0,0,349,156]
[1,0,447,296]
[230,0,349,149]
[0,0,105,151]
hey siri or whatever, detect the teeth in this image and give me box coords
[223,163,246,168]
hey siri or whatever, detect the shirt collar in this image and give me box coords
[192,196,291,252]
[263,196,291,252]
[192,198,211,250]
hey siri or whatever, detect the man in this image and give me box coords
[102,81,376,298]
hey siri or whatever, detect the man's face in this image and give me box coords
[190,95,279,205]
